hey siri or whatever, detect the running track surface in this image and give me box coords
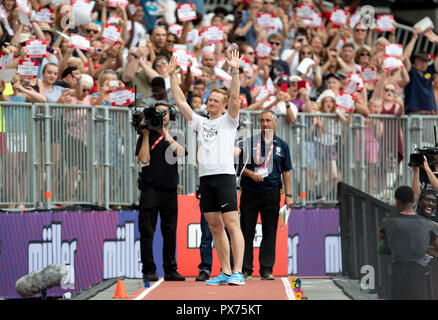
[127,277,295,300]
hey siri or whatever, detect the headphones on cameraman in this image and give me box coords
[153,101,177,121]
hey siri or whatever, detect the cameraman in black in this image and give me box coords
[411,154,438,205]
[135,101,187,282]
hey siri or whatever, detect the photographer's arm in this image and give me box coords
[138,130,151,164]
[423,156,438,194]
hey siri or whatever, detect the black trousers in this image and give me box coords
[391,262,428,300]
[138,186,178,275]
[240,189,281,276]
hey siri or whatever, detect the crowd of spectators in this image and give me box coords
[1,0,438,205]
[0,0,436,116]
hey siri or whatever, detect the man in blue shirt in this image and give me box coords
[237,109,293,280]
[403,27,438,114]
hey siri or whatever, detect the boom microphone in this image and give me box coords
[15,264,68,298]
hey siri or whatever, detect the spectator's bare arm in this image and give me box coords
[422,155,438,194]
[402,26,420,72]
[138,60,160,83]
[178,21,190,44]
[122,51,140,83]
[180,66,193,95]
[247,95,269,110]
[169,56,193,121]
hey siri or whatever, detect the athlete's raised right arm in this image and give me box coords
[169,56,193,122]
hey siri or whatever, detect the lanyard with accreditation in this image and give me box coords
[254,139,274,178]
[150,135,165,151]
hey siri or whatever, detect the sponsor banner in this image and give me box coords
[0,199,340,298]
[288,208,341,276]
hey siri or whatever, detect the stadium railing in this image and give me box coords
[1,102,437,209]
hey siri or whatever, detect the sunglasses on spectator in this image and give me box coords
[167,39,175,44]
[384,88,395,93]
[264,1,275,4]
[155,60,168,67]
[86,29,99,34]
[301,51,312,56]
[355,29,366,32]
[269,42,281,46]
[360,52,370,56]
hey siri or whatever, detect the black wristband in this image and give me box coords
[286,194,292,198]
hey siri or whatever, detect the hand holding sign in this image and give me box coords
[336,91,355,112]
[177,3,197,22]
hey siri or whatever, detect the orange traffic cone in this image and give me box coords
[112,280,128,299]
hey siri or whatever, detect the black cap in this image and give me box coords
[151,77,166,88]
[419,187,437,201]
[395,186,414,203]
[324,73,342,82]
[275,74,291,86]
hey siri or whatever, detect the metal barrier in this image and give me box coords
[338,182,438,300]
[1,102,437,209]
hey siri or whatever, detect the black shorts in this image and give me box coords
[199,174,237,213]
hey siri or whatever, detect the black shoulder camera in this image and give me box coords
[132,106,167,132]
[409,146,438,167]
[409,126,438,168]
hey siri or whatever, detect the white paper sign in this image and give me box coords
[297,4,314,20]
[330,8,347,26]
[383,56,403,70]
[257,13,276,30]
[377,15,395,32]
[202,26,223,44]
[414,17,434,34]
[177,3,197,21]
[73,1,93,26]
[240,58,251,72]
[128,3,138,15]
[189,54,202,78]
[172,48,191,66]
[214,67,232,82]
[0,68,17,82]
[255,41,272,58]
[18,8,31,26]
[169,24,183,37]
[18,59,39,78]
[385,43,403,57]
[34,8,53,24]
[305,12,322,28]
[26,39,47,58]
[107,14,120,25]
[70,33,90,50]
[108,0,128,8]
[109,88,135,106]
[345,73,363,93]
[361,66,378,83]
[16,0,30,14]
[349,11,361,28]
[336,91,355,111]
[297,57,315,75]
[102,24,121,43]
[266,77,275,94]
[253,85,269,101]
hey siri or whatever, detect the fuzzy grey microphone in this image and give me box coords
[15,265,69,297]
